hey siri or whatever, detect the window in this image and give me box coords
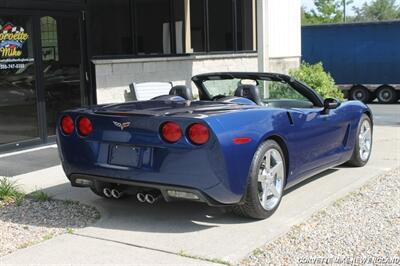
[266,81,310,102]
[190,0,205,52]
[236,0,255,51]
[173,0,185,54]
[134,0,171,55]
[88,0,133,56]
[201,78,313,107]
[40,17,59,61]
[208,0,234,52]
[87,0,256,58]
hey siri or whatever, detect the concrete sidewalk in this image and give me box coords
[1,126,399,265]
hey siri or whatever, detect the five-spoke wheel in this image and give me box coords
[234,140,286,219]
[347,114,373,167]
[257,149,285,211]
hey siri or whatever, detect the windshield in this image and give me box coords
[202,78,310,102]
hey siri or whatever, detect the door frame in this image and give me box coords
[0,9,89,153]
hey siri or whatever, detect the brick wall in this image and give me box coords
[93,54,299,104]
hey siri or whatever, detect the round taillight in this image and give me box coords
[188,123,209,145]
[78,117,93,137]
[161,122,182,143]
[61,115,74,135]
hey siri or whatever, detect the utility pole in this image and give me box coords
[343,0,347,22]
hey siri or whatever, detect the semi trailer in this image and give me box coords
[302,21,400,104]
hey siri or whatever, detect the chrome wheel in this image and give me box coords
[359,120,372,161]
[257,149,285,211]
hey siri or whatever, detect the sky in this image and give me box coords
[302,0,374,16]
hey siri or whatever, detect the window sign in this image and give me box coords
[0,23,34,70]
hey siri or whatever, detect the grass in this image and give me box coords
[43,233,54,241]
[66,228,74,234]
[30,190,51,202]
[178,250,231,265]
[0,177,25,205]
[17,242,32,250]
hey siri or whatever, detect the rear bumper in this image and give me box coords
[69,174,229,206]
[59,141,245,205]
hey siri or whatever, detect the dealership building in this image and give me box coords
[0,0,300,151]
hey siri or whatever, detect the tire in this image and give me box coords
[349,86,371,103]
[346,114,373,167]
[233,140,286,219]
[377,86,397,104]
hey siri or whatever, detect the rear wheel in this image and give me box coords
[346,114,373,167]
[350,86,371,103]
[377,86,397,104]
[233,140,286,219]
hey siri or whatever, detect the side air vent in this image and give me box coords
[286,112,294,125]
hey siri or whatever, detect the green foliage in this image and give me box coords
[353,0,400,21]
[0,177,24,204]
[30,190,51,202]
[302,0,352,25]
[269,82,308,100]
[289,62,345,100]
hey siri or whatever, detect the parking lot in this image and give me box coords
[0,104,398,265]
[368,103,400,126]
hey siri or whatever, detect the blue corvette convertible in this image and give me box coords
[57,72,373,219]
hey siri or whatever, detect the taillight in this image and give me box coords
[161,122,182,143]
[187,123,209,145]
[61,115,74,135]
[78,117,93,137]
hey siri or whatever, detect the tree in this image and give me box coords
[302,0,353,25]
[353,0,400,22]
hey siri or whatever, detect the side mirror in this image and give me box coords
[323,98,341,114]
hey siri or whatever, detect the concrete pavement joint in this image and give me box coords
[72,232,229,265]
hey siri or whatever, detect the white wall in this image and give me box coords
[94,54,258,104]
[268,0,301,59]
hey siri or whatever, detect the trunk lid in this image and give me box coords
[93,100,258,117]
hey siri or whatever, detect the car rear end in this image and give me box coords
[56,105,242,205]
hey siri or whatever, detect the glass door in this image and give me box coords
[0,15,39,145]
[39,13,85,136]
[0,11,87,150]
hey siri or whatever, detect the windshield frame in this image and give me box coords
[192,72,324,107]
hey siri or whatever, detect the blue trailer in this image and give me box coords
[302,21,400,103]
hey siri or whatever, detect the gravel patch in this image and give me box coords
[241,168,400,265]
[0,198,100,257]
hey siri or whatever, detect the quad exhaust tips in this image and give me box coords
[137,191,161,204]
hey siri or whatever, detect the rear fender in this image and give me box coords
[205,109,293,197]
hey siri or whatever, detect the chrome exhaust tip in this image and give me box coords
[103,188,112,198]
[136,193,146,203]
[145,193,161,204]
[111,189,123,199]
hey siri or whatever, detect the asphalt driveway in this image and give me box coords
[1,106,399,265]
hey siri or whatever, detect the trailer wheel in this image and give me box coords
[377,86,397,104]
[350,86,371,103]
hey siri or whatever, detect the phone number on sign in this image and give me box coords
[0,63,25,70]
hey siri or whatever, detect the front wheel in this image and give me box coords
[233,140,286,219]
[346,114,373,167]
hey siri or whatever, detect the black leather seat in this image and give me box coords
[234,85,263,106]
[169,85,193,100]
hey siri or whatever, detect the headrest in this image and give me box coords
[234,85,263,106]
[169,85,193,100]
